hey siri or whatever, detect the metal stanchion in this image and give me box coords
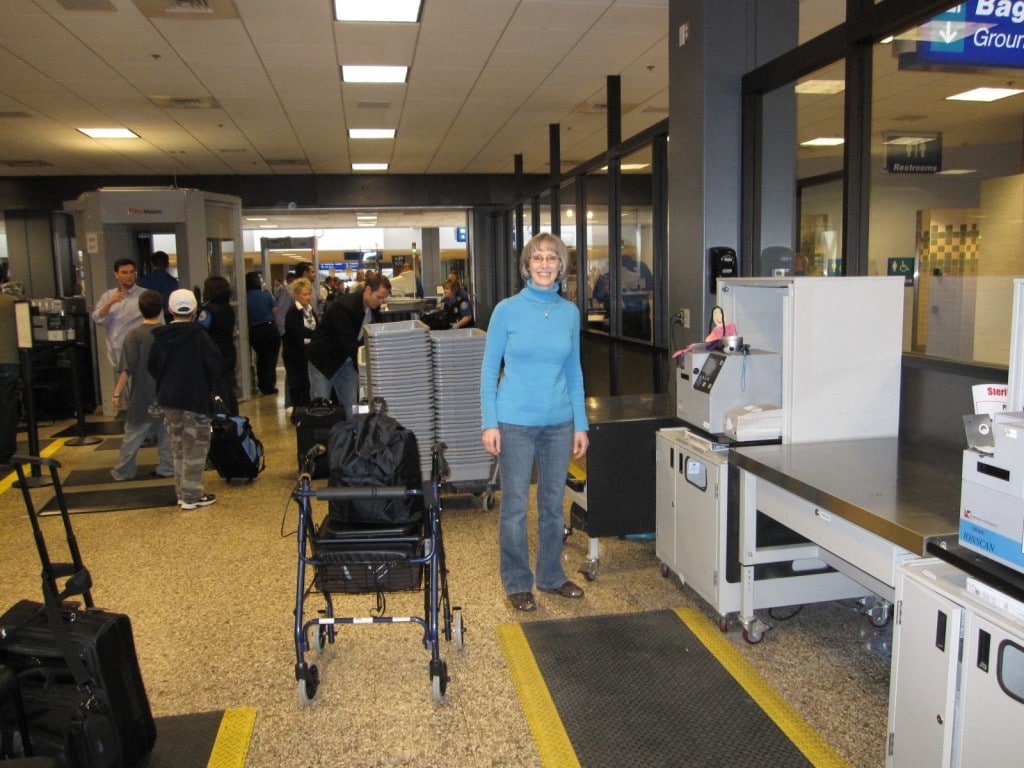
[62,342,100,446]
[13,347,53,488]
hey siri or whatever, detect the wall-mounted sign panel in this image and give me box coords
[885,131,942,173]
[915,3,1024,70]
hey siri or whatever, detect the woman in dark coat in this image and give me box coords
[281,277,317,407]
[197,275,239,415]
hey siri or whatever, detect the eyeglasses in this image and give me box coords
[530,254,559,265]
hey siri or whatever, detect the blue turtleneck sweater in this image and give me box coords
[480,280,588,432]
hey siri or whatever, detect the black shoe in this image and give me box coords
[508,592,537,612]
[541,580,585,599]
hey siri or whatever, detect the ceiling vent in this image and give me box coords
[0,160,52,168]
[150,96,220,109]
[266,158,310,168]
[357,100,392,110]
[56,0,115,10]
[0,111,32,119]
[574,101,639,115]
[133,0,238,20]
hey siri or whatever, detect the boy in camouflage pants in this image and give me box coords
[148,289,221,510]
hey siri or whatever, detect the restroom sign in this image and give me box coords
[888,257,916,286]
[885,132,942,174]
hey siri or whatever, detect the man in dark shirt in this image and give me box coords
[306,273,390,414]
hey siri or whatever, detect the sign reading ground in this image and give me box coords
[916,3,1024,69]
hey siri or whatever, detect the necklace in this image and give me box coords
[543,301,556,318]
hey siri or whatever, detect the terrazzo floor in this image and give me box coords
[0,383,892,767]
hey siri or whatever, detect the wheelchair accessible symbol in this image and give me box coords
[887,257,915,287]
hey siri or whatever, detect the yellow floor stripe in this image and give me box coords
[206,706,256,768]
[496,623,581,768]
[674,608,852,768]
[0,439,68,495]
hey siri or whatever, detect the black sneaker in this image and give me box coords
[180,494,216,510]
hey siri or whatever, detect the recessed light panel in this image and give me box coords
[349,129,396,139]
[800,137,845,147]
[342,66,408,84]
[352,163,389,171]
[947,87,1024,102]
[334,0,420,22]
[78,127,138,139]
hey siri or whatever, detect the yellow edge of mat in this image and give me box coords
[0,439,67,495]
[673,607,852,768]
[496,623,581,768]
[206,706,256,768]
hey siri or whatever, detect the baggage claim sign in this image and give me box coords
[888,2,1024,174]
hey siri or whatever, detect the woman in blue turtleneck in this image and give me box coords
[480,232,589,613]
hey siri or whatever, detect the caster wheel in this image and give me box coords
[867,605,892,628]
[430,660,449,702]
[482,493,495,512]
[311,624,326,653]
[742,627,764,644]
[660,563,671,578]
[717,616,729,633]
[452,608,465,651]
[297,664,320,706]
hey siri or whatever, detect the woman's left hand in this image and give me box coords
[572,431,589,459]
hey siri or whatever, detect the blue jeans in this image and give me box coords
[308,359,358,414]
[112,418,173,480]
[497,420,573,594]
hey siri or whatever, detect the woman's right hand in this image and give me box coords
[482,427,501,456]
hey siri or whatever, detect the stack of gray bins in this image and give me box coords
[364,320,434,479]
[430,328,492,485]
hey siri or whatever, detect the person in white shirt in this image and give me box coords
[91,258,144,370]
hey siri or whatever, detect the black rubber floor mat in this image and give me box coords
[63,464,164,486]
[52,420,125,438]
[501,609,847,768]
[145,708,255,768]
[39,483,178,514]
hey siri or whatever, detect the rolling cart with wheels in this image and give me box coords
[292,444,464,705]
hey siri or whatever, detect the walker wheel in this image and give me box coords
[430,659,449,702]
[452,608,465,651]
[311,624,326,653]
[297,664,320,706]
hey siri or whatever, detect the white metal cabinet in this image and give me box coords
[888,559,1024,768]
[655,428,734,622]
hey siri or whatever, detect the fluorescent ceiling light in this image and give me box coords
[245,217,268,221]
[356,214,378,220]
[259,224,278,229]
[947,87,1024,102]
[78,127,138,139]
[342,66,407,84]
[334,0,420,22]
[349,128,396,139]
[352,162,389,171]
[795,80,845,95]
[800,137,845,147]
[937,169,977,175]
[882,136,935,146]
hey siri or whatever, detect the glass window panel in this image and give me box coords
[620,146,654,342]
[868,6,1024,364]
[792,60,846,277]
[586,174,610,334]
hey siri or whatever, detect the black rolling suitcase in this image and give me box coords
[0,457,156,768]
[208,411,265,482]
[291,398,345,478]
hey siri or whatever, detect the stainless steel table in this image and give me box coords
[728,438,961,642]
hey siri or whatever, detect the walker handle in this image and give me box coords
[314,486,413,502]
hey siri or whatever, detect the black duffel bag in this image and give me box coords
[327,401,424,525]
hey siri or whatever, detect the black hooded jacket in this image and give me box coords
[148,320,222,416]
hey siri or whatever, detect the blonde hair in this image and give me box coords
[290,277,312,298]
[519,232,568,281]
